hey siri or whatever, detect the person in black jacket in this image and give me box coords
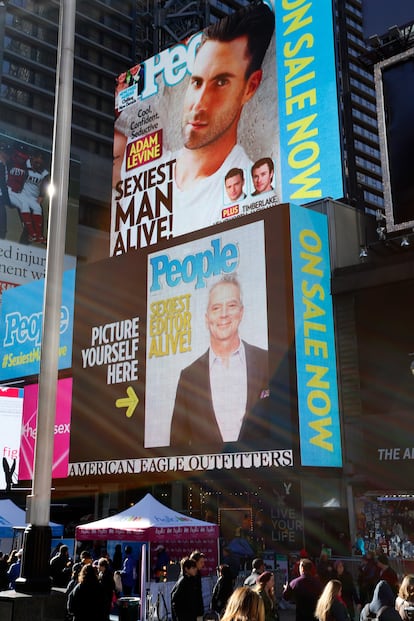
[98,558,115,621]
[50,544,72,588]
[67,564,106,621]
[212,564,234,616]
[334,560,360,620]
[171,558,199,621]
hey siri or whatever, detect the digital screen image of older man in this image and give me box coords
[169,275,270,455]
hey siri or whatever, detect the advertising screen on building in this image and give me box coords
[0,132,78,302]
[0,387,24,492]
[70,203,342,478]
[290,203,342,467]
[0,269,75,382]
[355,280,414,487]
[71,206,295,477]
[19,378,72,481]
[375,49,414,233]
[110,0,342,257]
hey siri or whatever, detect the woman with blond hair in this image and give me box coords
[221,587,265,621]
[396,575,414,620]
[315,579,349,621]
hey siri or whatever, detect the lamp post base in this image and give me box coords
[15,524,52,594]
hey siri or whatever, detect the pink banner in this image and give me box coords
[19,378,72,480]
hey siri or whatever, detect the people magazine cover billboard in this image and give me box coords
[0,132,78,304]
[69,204,342,478]
[0,269,75,382]
[110,0,342,257]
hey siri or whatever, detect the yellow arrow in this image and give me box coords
[116,386,139,418]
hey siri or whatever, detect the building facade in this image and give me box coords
[2,0,414,560]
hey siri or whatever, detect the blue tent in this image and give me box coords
[0,499,63,538]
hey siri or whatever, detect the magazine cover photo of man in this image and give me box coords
[173,2,275,235]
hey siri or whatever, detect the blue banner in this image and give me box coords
[275,0,343,204]
[0,269,75,381]
[290,203,342,467]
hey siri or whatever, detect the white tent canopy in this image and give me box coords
[0,498,63,538]
[76,493,219,621]
[75,492,219,542]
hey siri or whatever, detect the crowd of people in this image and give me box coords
[2,542,414,621]
[280,549,410,621]
[0,548,23,590]
[170,547,413,621]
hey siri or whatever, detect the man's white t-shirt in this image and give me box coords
[172,144,252,237]
[209,340,247,442]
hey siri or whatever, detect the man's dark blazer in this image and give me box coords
[169,341,270,455]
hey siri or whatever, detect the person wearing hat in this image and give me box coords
[360,580,401,621]
[377,555,399,596]
[291,550,316,580]
[254,571,279,621]
[7,548,23,589]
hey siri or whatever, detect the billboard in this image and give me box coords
[19,378,72,481]
[110,0,342,257]
[375,49,414,233]
[0,269,75,382]
[290,203,341,467]
[0,387,24,491]
[0,132,78,302]
[70,203,341,478]
[354,280,414,488]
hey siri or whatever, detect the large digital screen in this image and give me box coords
[0,132,77,302]
[70,205,296,477]
[355,280,414,488]
[375,49,414,233]
[0,269,75,381]
[19,378,72,481]
[290,203,341,467]
[110,0,342,257]
[70,203,342,478]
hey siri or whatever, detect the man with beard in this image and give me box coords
[172,2,274,235]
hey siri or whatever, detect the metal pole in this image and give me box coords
[15,0,76,593]
[141,544,147,621]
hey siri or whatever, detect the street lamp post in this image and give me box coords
[15,0,76,593]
